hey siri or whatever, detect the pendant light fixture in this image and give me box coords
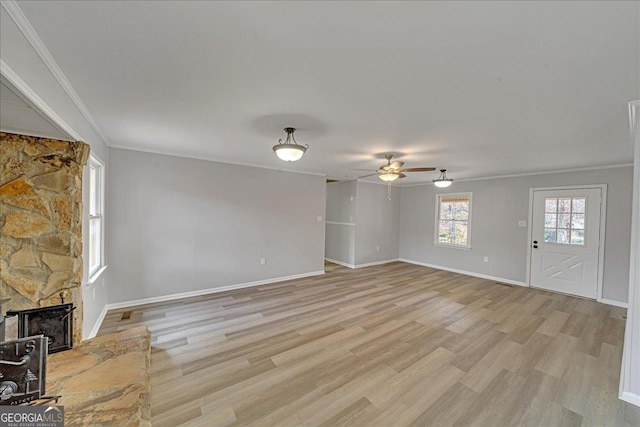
[433,169,453,188]
[273,127,308,161]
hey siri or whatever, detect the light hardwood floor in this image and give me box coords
[98,261,640,426]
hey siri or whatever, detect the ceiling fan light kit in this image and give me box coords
[273,127,308,162]
[379,172,400,182]
[356,154,436,182]
[433,169,453,188]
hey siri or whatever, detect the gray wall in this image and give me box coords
[325,181,356,265]
[399,166,633,303]
[326,180,357,223]
[107,148,326,303]
[325,180,400,267]
[355,182,400,265]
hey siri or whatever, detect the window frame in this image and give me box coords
[434,192,473,250]
[88,154,105,280]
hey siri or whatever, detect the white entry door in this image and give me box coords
[530,188,603,299]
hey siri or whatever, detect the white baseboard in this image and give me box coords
[104,270,325,311]
[85,304,109,340]
[620,391,640,407]
[597,298,628,309]
[325,258,355,269]
[325,258,400,269]
[398,258,529,287]
[355,258,400,268]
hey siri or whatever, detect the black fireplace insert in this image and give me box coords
[7,304,74,354]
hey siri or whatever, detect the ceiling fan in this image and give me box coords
[357,154,436,182]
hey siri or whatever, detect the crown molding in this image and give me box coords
[1,0,110,146]
[402,163,634,188]
[1,59,81,141]
[109,144,327,177]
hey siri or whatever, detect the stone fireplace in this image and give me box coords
[0,132,89,343]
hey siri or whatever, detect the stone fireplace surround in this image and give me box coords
[1,132,150,425]
[1,132,88,342]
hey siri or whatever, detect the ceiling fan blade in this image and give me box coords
[349,168,377,171]
[358,173,380,179]
[390,161,405,169]
[400,167,436,172]
[398,173,407,178]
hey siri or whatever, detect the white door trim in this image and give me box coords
[620,99,640,407]
[526,184,607,302]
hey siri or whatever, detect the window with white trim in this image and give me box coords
[435,193,472,248]
[88,156,104,276]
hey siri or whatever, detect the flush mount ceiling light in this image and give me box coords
[273,127,308,162]
[433,169,453,188]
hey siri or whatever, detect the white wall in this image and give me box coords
[325,181,356,266]
[107,148,326,304]
[355,182,400,265]
[400,166,633,304]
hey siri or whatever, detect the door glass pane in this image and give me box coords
[557,229,570,244]
[571,214,585,230]
[544,214,557,228]
[542,195,588,246]
[571,229,585,245]
[544,228,556,243]
[572,198,585,213]
[558,214,571,229]
[558,198,571,213]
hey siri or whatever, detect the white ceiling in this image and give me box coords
[4,1,640,183]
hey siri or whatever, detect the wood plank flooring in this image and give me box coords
[98,261,640,426]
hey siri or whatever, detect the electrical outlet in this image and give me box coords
[350,196,354,202]
[376,246,380,251]
[260,258,266,265]
[483,256,489,263]
[317,216,322,222]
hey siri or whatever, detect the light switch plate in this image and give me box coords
[518,220,527,227]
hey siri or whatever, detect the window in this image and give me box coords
[435,193,472,248]
[88,156,104,277]
[543,197,585,245]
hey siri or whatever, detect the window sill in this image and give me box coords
[88,265,108,285]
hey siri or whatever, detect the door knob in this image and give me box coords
[533,240,538,244]
[533,245,538,249]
